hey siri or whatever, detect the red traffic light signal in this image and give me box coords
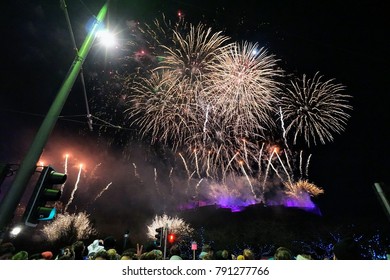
[23,166,66,227]
[167,233,176,244]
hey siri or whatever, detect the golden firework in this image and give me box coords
[284,179,324,197]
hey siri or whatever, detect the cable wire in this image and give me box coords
[60,0,93,131]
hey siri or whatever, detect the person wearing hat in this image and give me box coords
[87,239,105,259]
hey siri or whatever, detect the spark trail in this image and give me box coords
[305,154,312,178]
[132,163,142,182]
[179,153,190,178]
[154,168,161,195]
[94,182,113,201]
[61,154,69,193]
[203,104,210,147]
[90,163,102,180]
[275,151,292,185]
[169,167,174,194]
[64,164,83,213]
[239,161,256,198]
[262,149,275,188]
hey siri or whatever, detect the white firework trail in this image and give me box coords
[305,154,312,178]
[299,150,304,178]
[188,171,196,182]
[239,162,256,198]
[94,182,113,201]
[179,153,190,178]
[262,149,275,189]
[279,107,289,150]
[203,104,210,146]
[132,163,142,182]
[64,154,68,173]
[61,154,69,193]
[194,178,204,197]
[279,107,294,174]
[194,149,200,178]
[299,151,312,178]
[256,143,265,180]
[154,168,160,194]
[64,164,82,213]
[222,152,239,181]
[283,150,293,177]
[90,163,102,180]
[169,167,174,194]
[206,150,211,178]
[268,159,284,183]
[242,139,251,172]
[275,151,292,185]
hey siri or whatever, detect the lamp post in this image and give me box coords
[0,1,109,231]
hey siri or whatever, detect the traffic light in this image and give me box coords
[155,227,163,247]
[23,166,66,227]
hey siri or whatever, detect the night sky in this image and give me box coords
[1,0,389,242]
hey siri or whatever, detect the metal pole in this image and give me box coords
[373,182,390,222]
[0,2,109,231]
[163,226,168,260]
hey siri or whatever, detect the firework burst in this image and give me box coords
[284,179,324,199]
[146,214,194,240]
[158,22,231,82]
[90,15,354,212]
[126,38,285,179]
[41,212,97,243]
[278,72,352,147]
[205,41,284,135]
[126,71,199,150]
[126,22,230,151]
[176,42,284,178]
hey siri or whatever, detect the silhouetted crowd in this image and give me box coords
[1,235,389,260]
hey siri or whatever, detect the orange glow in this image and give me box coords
[268,144,281,154]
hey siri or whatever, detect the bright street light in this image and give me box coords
[96,29,117,48]
[10,226,22,237]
